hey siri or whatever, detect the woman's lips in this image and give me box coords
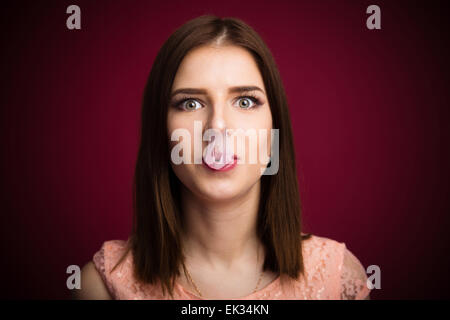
[202,155,238,172]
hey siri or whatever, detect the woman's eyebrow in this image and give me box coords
[229,86,265,94]
[170,86,265,98]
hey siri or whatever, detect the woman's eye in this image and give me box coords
[236,97,258,109]
[180,99,202,111]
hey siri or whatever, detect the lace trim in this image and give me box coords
[339,246,371,299]
[92,243,117,299]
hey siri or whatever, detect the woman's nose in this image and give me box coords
[204,99,228,132]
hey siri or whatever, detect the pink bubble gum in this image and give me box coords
[202,136,235,170]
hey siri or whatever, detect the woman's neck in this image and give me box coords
[179,180,263,271]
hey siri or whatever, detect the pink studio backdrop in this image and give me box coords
[1,0,449,299]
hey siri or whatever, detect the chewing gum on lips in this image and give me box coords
[203,135,235,170]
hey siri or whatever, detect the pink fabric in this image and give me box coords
[92,234,371,300]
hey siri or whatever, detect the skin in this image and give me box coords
[167,44,276,299]
[72,261,112,299]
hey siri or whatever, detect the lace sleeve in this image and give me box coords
[339,246,371,300]
[92,243,116,299]
[93,246,106,278]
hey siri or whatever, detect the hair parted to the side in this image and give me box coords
[110,14,312,299]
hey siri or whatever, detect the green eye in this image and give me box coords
[238,98,252,109]
[182,99,202,111]
[236,96,261,109]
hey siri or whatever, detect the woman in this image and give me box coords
[75,15,371,300]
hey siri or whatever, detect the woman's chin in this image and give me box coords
[195,181,242,202]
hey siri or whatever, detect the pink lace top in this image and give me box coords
[92,234,371,300]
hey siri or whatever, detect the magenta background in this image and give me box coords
[1,0,449,299]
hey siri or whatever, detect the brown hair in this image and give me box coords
[111,14,311,298]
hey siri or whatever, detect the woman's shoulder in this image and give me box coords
[93,239,131,273]
[91,239,133,299]
[300,233,347,278]
[301,233,347,257]
[301,233,364,274]
[300,233,371,299]
[73,239,130,300]
[93,238,132,271]
[91,239,177,299]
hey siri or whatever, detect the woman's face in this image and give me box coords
[167,44,273,202]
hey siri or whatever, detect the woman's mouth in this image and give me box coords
[201,134,237,172]
[202,155,238,172]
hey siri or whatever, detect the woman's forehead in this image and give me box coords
[172,45,265,92]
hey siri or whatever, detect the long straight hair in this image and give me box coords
[111,14,311,298]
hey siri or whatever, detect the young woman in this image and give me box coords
[75,15,371,300]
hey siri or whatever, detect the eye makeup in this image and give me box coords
[171,92,264,111]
